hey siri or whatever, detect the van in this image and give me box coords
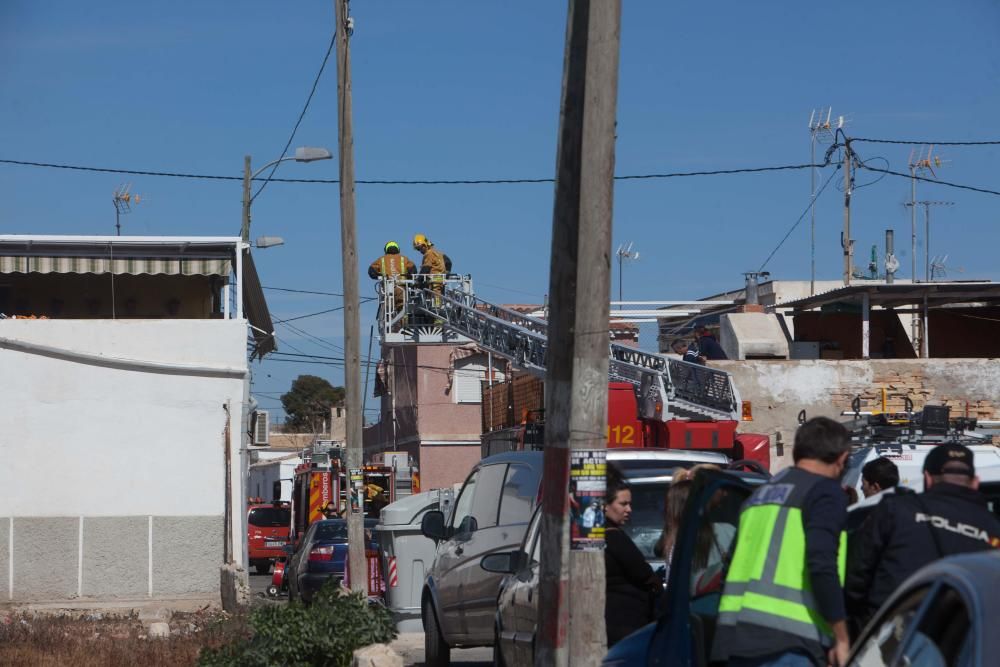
[419,451,543,667]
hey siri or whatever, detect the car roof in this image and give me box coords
[480,450,544,467]
[846,443,1000,490]
[607,448,730,464]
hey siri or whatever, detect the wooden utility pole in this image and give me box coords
[536,2,620,666]
[842,140,853,285]
[241,156,252,242]
[333,0,365,593]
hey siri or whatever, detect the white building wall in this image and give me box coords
[0,319,248,601]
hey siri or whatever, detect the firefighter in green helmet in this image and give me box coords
[369,241,416,323]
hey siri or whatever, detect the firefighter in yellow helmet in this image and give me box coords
[412,234,452,312]
[369,241,416,324]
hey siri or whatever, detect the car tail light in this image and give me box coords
[309,546,334,562]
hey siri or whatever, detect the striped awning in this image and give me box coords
[0,254,231,276]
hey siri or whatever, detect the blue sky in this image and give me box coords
[3,1,1000,421]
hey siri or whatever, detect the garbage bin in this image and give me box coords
[376,487,455,632]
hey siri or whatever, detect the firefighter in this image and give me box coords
[712,417,852,667]
[368,241,416,322]
[412,233,452,301]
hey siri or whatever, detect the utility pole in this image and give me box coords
[333,0,365,593]
[842,140,853,285]
[536,2,620,666]
[807,108,841,294]
[241,156,252,242]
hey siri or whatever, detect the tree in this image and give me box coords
[280,375,346,433]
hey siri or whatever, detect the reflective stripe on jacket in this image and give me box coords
[369,253,415,279]
[717,467,847,652]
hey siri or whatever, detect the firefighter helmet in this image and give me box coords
[384,240,400,254]
[413,233,431,250]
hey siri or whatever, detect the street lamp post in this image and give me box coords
[241,147,332,242]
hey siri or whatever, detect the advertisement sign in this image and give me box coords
[349,468,364,514]
[569,449,607,551]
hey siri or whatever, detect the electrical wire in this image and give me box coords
[855,163,1000,198]
[272,298,376,324]
[757,165,841,271]
[263,285,346,297]
[251,32,337,203]
[851,137,1000,146]
[0,158,824,186]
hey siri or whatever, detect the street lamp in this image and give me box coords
[241,146,332,241]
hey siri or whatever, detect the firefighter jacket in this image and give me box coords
[713,467,847,665]
[368,253,416,280]
[846,482,1000,623]
[419,247,449,276]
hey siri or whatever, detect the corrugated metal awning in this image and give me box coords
[243,251,276,359]
[0,254,231,276]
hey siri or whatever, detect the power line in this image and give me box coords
[251,32,337,203]
[758,165,841,271]
[851,137,1000,146]
[263,285,346,297]
[855,162,1000,197]
[272,298,376,324]
[0,158,823,186]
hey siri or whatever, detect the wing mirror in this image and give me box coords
[421,510,448,541]
[480,551,521,574]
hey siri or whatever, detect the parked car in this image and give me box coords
[284,517,378,603]
[483,451,763,666]
[247,501,291,575]
[847,550,1000,667]
[420,451,544,667]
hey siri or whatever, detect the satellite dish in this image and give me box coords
[885,254,900,274]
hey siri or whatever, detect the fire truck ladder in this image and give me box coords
[385,278,739,422]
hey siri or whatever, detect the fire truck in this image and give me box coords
[385,277,770,470]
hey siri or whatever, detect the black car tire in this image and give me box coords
[423,600,451,667]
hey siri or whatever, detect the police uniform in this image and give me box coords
[713,466,848,666]
[846,443,1000,625]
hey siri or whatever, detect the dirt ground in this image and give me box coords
[0,608,248,667]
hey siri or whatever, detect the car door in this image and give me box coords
[289,522,317,598]
[648,471,753,667]
[434,468,480,637]
[455,462,510,643]
[509,506,542,667]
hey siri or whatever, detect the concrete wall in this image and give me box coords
[0,319,246,601]
[719,359,1000,469]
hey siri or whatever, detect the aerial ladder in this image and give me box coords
[377,276,741,423]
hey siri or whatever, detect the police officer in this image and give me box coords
[845,443,1000,629]
[713,417,852,667]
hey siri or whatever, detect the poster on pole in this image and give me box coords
[569,449,607,551]
[349,468,364,514]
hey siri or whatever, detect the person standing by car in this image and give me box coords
[713,416,852,667]
[605,466,661,648]
[845,443,1000,630]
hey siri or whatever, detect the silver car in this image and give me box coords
[419,451,543,667]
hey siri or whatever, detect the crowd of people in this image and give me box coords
[601,416,1000,666]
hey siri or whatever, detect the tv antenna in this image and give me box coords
[930,254,963,280]
[615,242,640,302]
[807,108,845,294]
[906,147,947,281]
[112,184,141,236]
[903,200,954,282]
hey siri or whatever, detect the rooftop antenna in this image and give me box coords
[615,242,640,303]
[807,107,844,295]
[930,254,963,280]
[906,146,946,282]
[903,200,954,282]
[112,184,141,236]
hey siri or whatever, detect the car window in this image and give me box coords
[689,484,746,600]
[523,507,542,564]
[498,463,539,526]
[248,506,290,528]
[451,469,480,533]
[900,585,971,667]
[470,463,508,530]
[313,521,349,541]
[978,482,1000,521]
[849,585,931,667]
[622,481,669,560]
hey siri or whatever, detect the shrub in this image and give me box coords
[199,583,396,667]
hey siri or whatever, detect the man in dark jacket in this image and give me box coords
[695,325,728,360]
[845,443,1000,629]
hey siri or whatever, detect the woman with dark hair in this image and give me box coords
[604,465,661,647]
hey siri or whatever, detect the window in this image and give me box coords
[470,464,508,531]
[850,585,932,667]
[248,506,291,528]
[451,470,479,534]
[498,463,540,526]
[453,354,506,404]
[689,485,746,599]
[901,585,971,667]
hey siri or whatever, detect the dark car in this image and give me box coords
[285,518,378,603]
[420,451,543,667]
[847,551,1000,667]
